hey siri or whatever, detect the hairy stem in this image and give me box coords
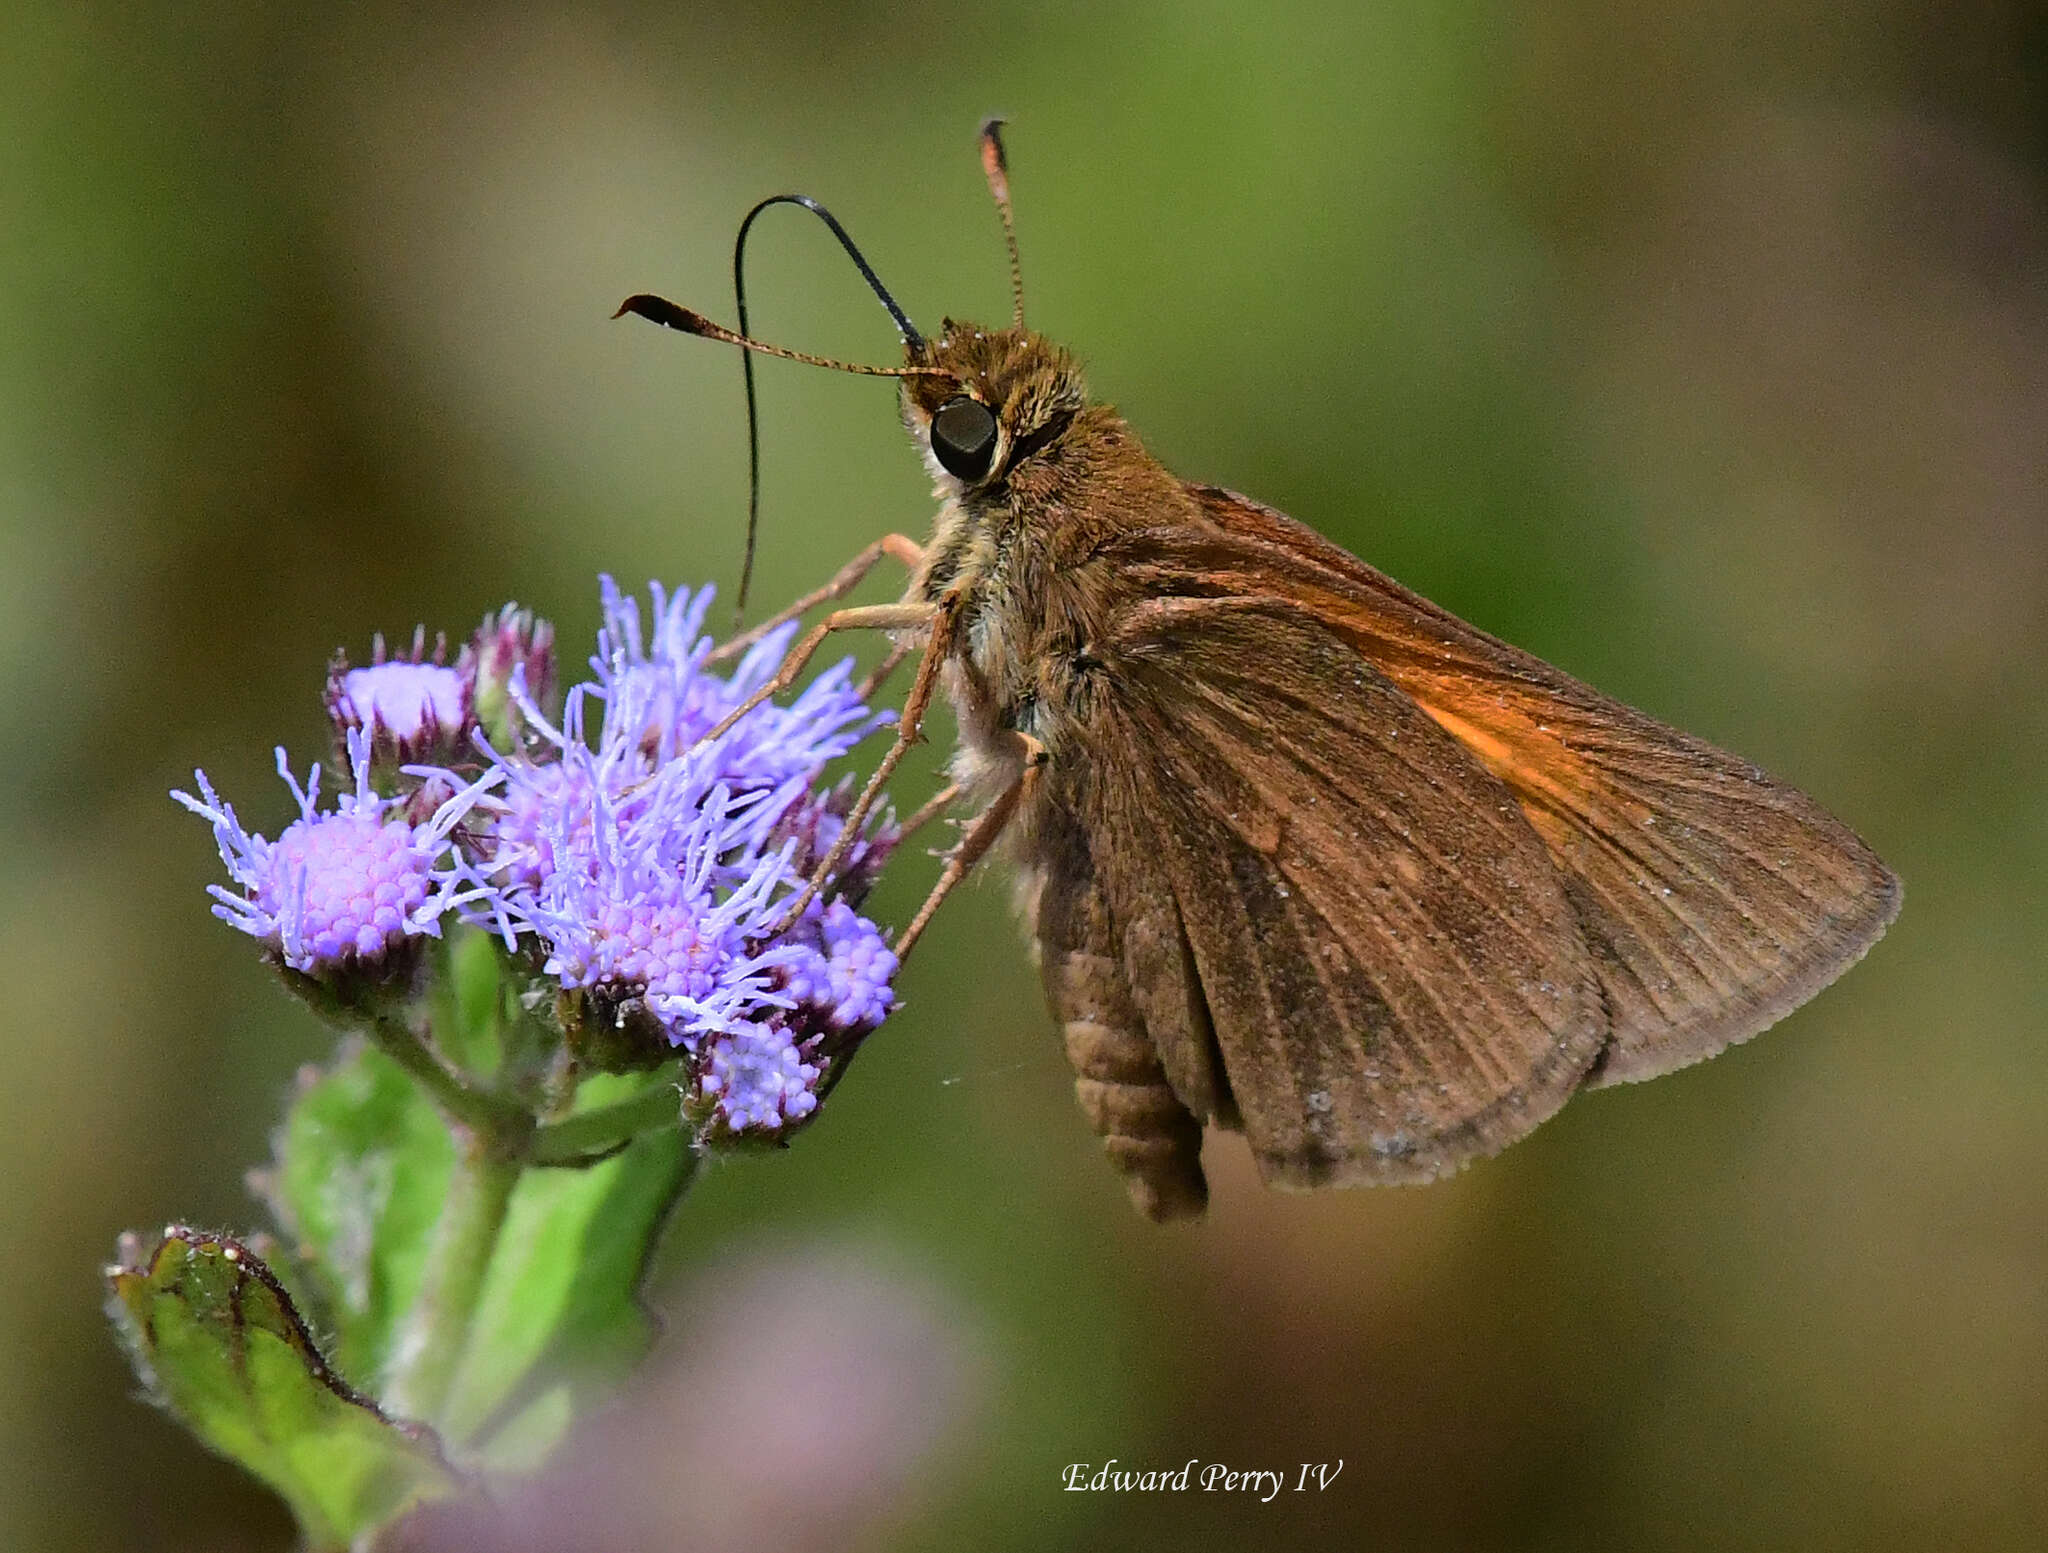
[369,1012,534,1429]
[382,1123,524,1426]
[367,1014,523,1137]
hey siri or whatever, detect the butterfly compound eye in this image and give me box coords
[930,395,999,481]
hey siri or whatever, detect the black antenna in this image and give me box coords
[731,194,923,625]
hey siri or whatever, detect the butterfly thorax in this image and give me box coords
[899,321,1204,799]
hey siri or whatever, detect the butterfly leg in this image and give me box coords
[769,590,967,933]
[706,533,926,665]
[893,733,1046,962]
[695,600,935,751]
[893,780,964,849]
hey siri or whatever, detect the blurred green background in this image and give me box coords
[5,2,2045,1549]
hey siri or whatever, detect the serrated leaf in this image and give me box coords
[107,1227,458,1550]
[436,1075,694,1466]
[260,1039,456,1393]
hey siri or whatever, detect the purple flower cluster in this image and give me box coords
[175,730,500,976]
[179,580,903,1140]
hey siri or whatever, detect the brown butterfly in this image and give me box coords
[620,121,1900,1219]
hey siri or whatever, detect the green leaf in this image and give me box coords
[429,925,573,1104]
[106,1226,458,1551]
[436,1074,695,1467]
[238,1001,695,1481]
[255,1038,456,1394]
[432,925,512,1082]
[256,1045,694,1474]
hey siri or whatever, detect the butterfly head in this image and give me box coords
[902,320,1087,492]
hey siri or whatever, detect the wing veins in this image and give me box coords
[1175,666,1576,983]
[1144,666,1561,1088]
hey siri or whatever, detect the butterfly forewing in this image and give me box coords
[1080,588,1610,1186]
[1143,486,1903,1086]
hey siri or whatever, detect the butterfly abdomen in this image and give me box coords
[1049,944,1208,1221]
[1020,801,1209,1222]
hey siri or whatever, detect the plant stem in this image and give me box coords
[369,1012,534,1429]
[383,1123,523,1426]
[530,1078,686,1166]
[368,1014,522,1136]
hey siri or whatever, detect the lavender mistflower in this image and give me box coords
[479,747,594,893]
[781,900,899,1036]
[185,576,904,1142]
[700,1023,822,1132]
[471,603,557,744]
[498,765,804,1043]
[326,627,477,773]
[458,579,905,1132]
[590,578,887,799]
[334,661,468,744]
[473,577,896,899]
[175,729,499,978]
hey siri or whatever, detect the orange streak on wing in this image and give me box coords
[1409,699,1596,855]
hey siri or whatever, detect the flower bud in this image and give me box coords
[696,1020,824,1138]
[471,605,557,751]
[327,628,474,777]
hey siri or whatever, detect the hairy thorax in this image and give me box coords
[907,406,1196,820]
